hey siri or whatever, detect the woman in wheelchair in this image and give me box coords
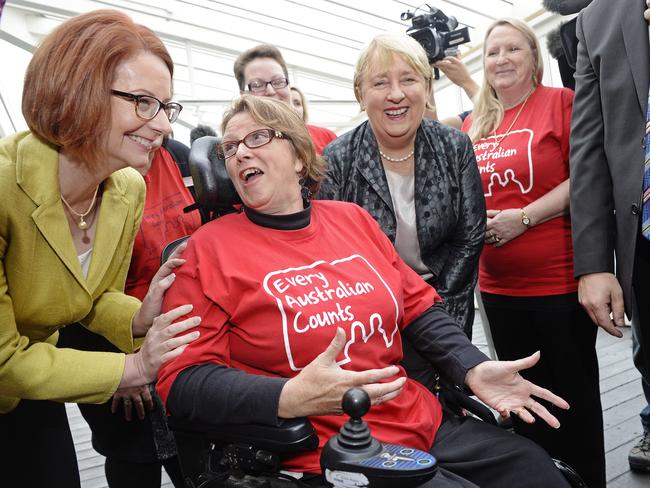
[156,95,571,488]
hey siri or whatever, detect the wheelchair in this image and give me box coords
[163,136,588,488]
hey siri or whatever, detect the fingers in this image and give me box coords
[511,406,535,425]
[110,395,120,415]
[508,350,541,373]
[153,304,195,329]
[591,304,623,337]
[167,240,188,261]
[354,365,401,385]
[364,376,407,406]
[123,398,133,421]
[318,327,347,364]
[141,386,154,412]
[134,395,146,420]
[486,209,501,218]
[529,384,570,411]
[611,288,626,327]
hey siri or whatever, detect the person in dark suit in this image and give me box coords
[570,0,650,472]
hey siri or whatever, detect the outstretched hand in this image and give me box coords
[278,328,406,418]
[464,351,570,428]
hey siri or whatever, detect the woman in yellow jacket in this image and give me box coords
[0,10,199,487]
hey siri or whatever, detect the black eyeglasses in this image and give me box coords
[246,77,289,93]
[217,129,285,159]
[111,89,183,123]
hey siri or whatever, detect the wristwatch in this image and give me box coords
[520,208,531,227]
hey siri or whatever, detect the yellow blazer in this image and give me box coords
[0,132,146,413]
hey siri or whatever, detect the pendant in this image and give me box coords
[78,217,88,230]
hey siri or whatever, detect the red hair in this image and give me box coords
[22,9,174,167]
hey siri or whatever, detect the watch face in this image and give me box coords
[523,216,531,225]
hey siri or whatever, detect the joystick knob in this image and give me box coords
[342,388,370,420]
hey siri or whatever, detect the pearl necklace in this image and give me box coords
[379,149,414,163]
[61,185,100,230]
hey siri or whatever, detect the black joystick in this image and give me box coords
[321,388,437,488]
[333,389,382,456]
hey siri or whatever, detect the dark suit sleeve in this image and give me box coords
[569,11,616,277]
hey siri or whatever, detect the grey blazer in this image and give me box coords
[319,119,485,335]
[570,0,649,315]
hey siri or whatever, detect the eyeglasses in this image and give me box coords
[111,89,183,123]
[217,129,285,159]
[246,77,289,93]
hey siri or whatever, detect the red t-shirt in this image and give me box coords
[462,85,576,296]
[307,125,337,154]
[157,200,442,473]
[125,147,201,300]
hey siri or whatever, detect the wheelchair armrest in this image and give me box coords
[160,235,191,265]
[168,415,319,454]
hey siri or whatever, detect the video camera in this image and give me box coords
[401,4,470,64]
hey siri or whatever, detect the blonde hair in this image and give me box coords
[221,95,327,194]
[290,86,309,123]
[469,18,544,142]
[353,33,433,109]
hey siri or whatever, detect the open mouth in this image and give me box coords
[240,167,264,183]
[384,107,408,119]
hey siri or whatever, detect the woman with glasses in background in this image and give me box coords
[233,43,337,154]
[0,10,199,487]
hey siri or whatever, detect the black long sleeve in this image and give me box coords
[167,364,288,426]
[402,305,489,387]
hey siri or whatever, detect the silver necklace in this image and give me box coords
[379,149,414,163]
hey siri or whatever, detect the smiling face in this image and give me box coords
[243,57,291,105]
[358,53,427,150]
[223,112,304,215]
[107,51,173,175]
[484,24,536,100]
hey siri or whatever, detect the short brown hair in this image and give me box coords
[233,44,289,91]
[22,9,174,167]
[221,95,326,195]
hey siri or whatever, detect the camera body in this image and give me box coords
[402,6,470,63]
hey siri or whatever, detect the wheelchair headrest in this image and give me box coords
[188,135,241,215]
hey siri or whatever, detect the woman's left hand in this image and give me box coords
[132,241,188,337]
[464,352,570,428]
[111,385,154,421]
[485,208,527,247]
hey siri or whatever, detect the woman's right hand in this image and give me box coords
[121,304,201,387]
[277,328,406,418]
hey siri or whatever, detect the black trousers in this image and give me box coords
[295,413,570,488]
[58,323,184,488]
[482,292,605,488]
[633,234,650,386]
[0,399,81,488]
[428,413,570,488]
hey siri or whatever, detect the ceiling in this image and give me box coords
[1,0,557,144]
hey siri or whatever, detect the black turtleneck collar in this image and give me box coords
[242,201,311,230]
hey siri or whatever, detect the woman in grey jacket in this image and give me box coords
[319,34,485,355]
